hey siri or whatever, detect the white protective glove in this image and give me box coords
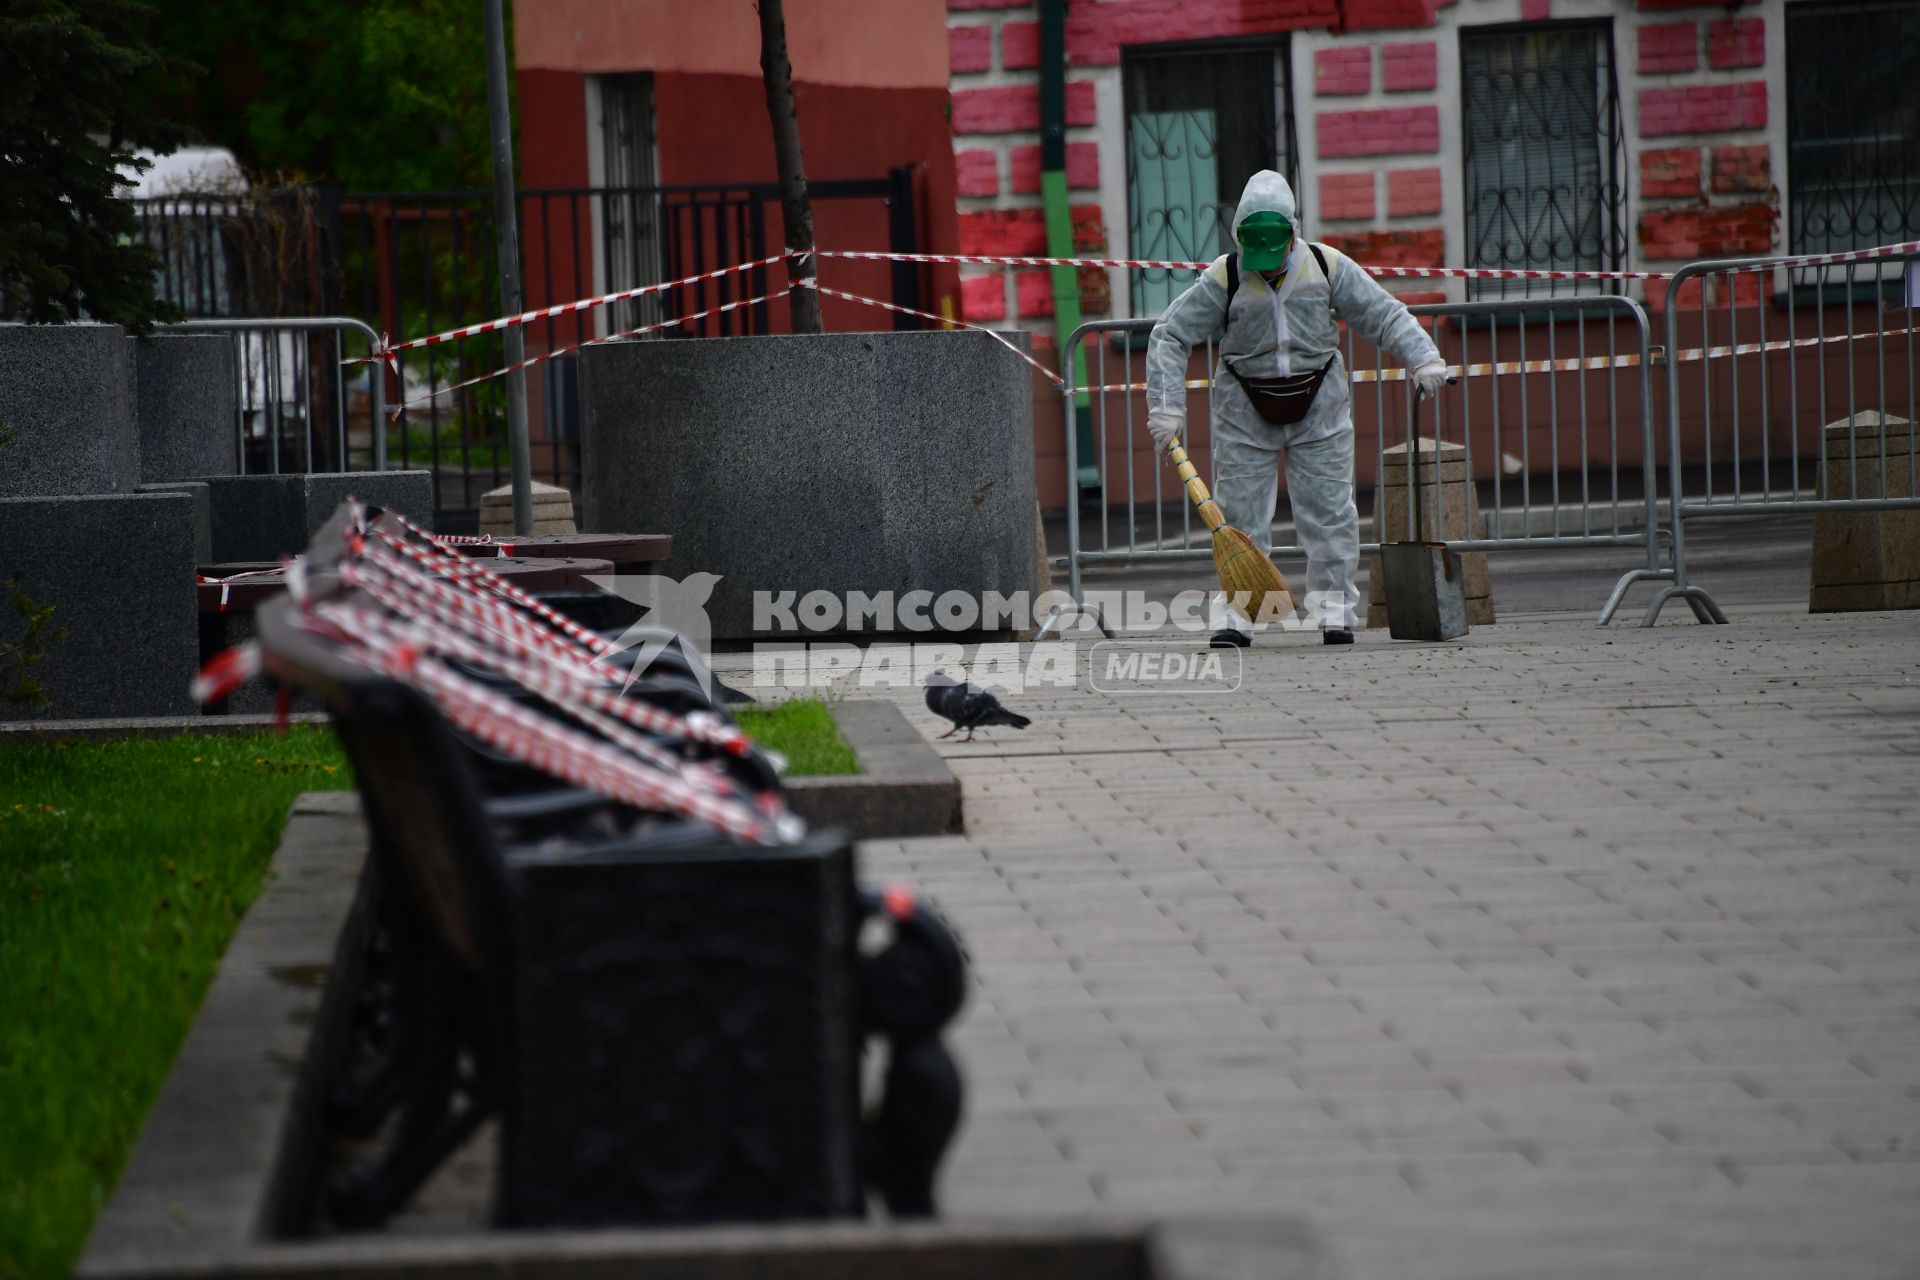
[1412,361,1450,399]
[1147,410,1183,457]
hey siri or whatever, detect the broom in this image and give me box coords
[1164,436,1295,624]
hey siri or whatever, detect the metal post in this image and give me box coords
[485,0,535,536]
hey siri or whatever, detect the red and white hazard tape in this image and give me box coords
[1708,239,1920,273]
[196,564,288,612]
[388,289,792,417]
[344,512,752,757]
[309,599,745,791]
[812,248,1675,283]
[361,512,614,660]
[359,254,792,364]
[357,238,1920,381]
[432,532,515,557]
[1062,320,1920,396]
[803,281,1070,387]
[295,605,784,843]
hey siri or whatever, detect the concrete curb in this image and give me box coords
[0,702,961,839]
[786,700,964,839]
[0,712,333,742]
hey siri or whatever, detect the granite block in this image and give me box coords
[0,493,198,720]
[135,334,236,482]
[580,331,1041,639]
[1810,413,1920,613]
[304,470,435,532]
[0,323,138,498]
[199,472,434,561]
[138,481,213,562]
[480,479,576,535]
[200,475,307,564]
[1367,438,1494,628]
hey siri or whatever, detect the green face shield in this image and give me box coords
[1236,211,1294,272]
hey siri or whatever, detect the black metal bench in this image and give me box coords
[254,593,965,1229]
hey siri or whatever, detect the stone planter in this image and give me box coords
[580,331,1042,641]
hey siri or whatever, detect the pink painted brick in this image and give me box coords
[1014,270,1054,318]
[1000,20,1040,70]
[949,0,1026,9]
[1639,81,1767,136]
[1009,141,1100,193]
[954,149,999,198]
[1637,21,1697,75]
[960,274,1006,322]
[1639,147,1701,198]
[1066,80,1096,127]
[1386,166,1442,216]
[1380,41,1437,92]
[1340,0,1440,33]
[1065,0,1345,67]
[958,207,1048,257]
[952,81,1096,134]
[1318,106,1441,157]
[1520,0,1549,20]
[1315,47,1372,96]
[1710,143,1770,194]
[1319,171,1376,221]
[947,23,992,74]
[1708,17,1764,69]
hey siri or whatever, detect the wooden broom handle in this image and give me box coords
[1164,438,1226,533]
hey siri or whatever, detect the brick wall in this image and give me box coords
[946,0,1456,334]
[1626,7,1779,305]
[1299,26,1446,308]
[948,0,1788,337]
[947,1,1109,327]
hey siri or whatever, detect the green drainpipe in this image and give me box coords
[1039,0,1098,492]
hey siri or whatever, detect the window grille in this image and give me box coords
[1460,23,1625,299]
[1123,44,1296,316]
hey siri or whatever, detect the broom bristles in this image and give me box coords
[1213,526,1295,623]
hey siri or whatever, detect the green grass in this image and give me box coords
[0,728,351,1280]
[735,699,859,777]
[0,707,847,1274]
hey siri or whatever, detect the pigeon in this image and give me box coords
[923,671,1030,743]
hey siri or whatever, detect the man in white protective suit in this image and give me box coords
[1146,169,1448,647]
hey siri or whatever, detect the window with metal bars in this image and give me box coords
[1459,23,1625,299]
[1122,42,1296,316]
[592,73,661,333]
[1787,0,1920,259]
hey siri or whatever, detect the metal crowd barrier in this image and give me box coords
[159,317,388,477]
[1644,246,1920,625]
[1059,294,1668,626]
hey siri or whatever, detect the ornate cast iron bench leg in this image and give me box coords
[858,890,967,1218]
[326,866,498,1229]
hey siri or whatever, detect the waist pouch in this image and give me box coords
[1223,354,1337,427]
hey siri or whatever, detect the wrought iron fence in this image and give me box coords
[1459,22,1627,300]
[132,171,924,530]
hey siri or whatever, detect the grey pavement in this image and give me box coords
[718,604,1920,1277]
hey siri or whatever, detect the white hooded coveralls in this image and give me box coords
[1146,170,1441,632]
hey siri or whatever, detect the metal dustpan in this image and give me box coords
[1383,385,1469,642]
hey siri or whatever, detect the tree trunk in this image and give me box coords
[757,0,823,334]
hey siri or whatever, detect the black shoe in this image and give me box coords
[1322,628,1354,645]
[1210,629,1251,649]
